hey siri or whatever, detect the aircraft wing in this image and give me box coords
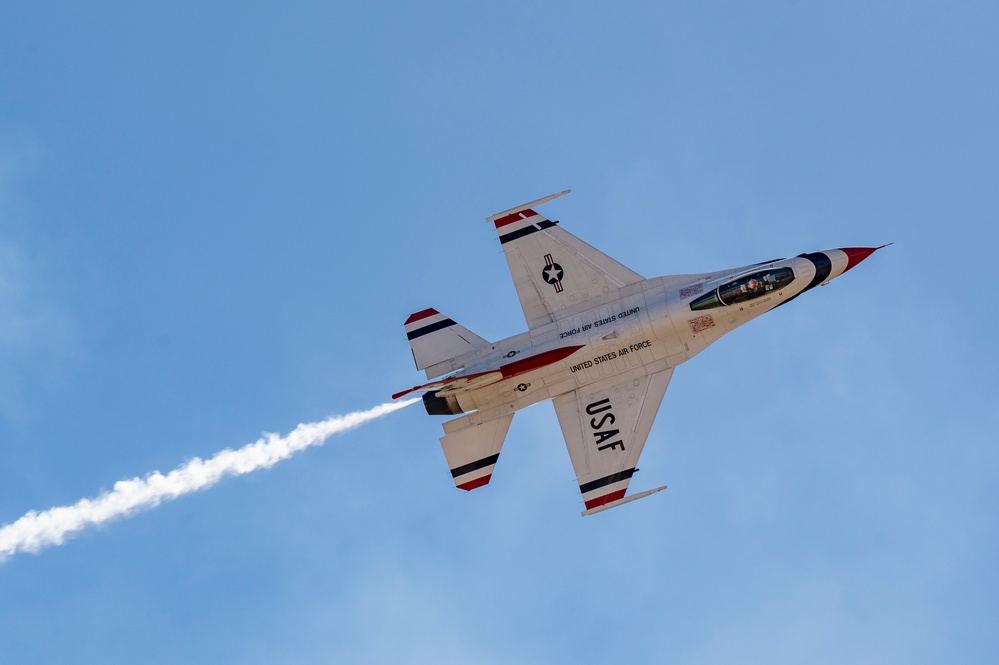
[552,367,673,514]
[488,191,644,330]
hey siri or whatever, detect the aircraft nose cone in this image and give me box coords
[839,246,886,273]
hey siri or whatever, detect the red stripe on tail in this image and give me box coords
[457,475,492,491]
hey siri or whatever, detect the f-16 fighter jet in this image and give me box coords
[394,191,885,515]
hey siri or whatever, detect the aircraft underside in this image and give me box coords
[395,190,884,515]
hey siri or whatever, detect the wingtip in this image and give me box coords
[580,485,668,516]
[486,189,572,223]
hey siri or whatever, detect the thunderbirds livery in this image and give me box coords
[394,191,885,516]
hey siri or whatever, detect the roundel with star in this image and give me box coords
[541,253,564,292]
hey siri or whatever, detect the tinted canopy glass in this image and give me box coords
[690,267,794,311]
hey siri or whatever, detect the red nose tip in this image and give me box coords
[839,245,889,273]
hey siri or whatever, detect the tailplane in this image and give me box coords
[404,308,489,379]
[439,412,514,490]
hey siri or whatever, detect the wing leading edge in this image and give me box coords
[553,367,673,515]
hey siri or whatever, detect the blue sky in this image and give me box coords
[1,2,997,662]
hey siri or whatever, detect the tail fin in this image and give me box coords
[404,308,489,379]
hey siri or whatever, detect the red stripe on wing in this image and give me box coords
[493,209,537,228]
[584,489,627,510]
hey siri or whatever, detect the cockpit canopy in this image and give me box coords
[689,267,795,311]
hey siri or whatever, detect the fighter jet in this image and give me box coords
[394,190,885,515]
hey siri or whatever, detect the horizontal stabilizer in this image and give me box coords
[440,413,514,491]
[405,308,489,379]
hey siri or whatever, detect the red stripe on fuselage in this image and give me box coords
[391,345,585,400]
[499,345,584,378]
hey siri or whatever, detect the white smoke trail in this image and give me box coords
[0,398,419,562]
